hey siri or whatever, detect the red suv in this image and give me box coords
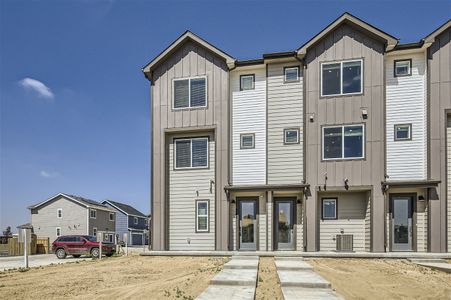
[52,235,115,259]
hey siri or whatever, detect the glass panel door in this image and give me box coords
[239,199,257,250]
[391,196,413,251]
[275,199,295,250]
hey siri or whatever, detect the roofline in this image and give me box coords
[235,58,265,67]
[28,193,115,212]
[102,200,147,218]
[297,12,398,56]
[424,19,451,43]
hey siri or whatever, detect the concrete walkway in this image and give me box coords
[275,257,344,300]
[408,258,451,273]
[196,256,259,300]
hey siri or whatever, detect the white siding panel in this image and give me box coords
[447,123,451,251]
[267,202,273,251]
[232,68,266,185]
[296,203,303,251]
[417,200,428,252]
[259,214,267,250]
[386,53,427,180]
[169,138,215,250]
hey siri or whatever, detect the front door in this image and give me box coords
[391,196,413,251]
[275,199,295,250]
[238,199,257,250]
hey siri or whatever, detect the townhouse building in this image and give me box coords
[143,13,451,253]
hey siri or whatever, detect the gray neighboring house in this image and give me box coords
[102,200,149,245]
[29,193,116,243]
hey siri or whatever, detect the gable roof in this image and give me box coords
[102,200,147,218]
[424,19,451,43]
[142,30,236,77]
[297,12,398,57]
[28,193,115,212]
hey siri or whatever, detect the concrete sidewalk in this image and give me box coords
[0,254,88,271]
[408,258,451,273]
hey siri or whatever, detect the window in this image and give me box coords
[196,200,209,232]
[284,66,300,83]
[173,77,207,109]
[56,227,61,237]
[394,59,412,77]
[323,125,364,160]
[321,59,363,96]
[134,217,138,225]
[394,124,412,141]
[175,137,209,169]
[93,227,97,237]
[109,212,114,221]
[284,128,300,144]
[240,74,255,91]
[57,208,62,219]
[322,198,337,219]
[90,209,97,219]
[240,133,255,149]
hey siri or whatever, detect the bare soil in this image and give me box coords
[255,257,283,300]
[0,255,228,300]
[309,258,451,300]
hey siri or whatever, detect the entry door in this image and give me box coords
[238,199,257,250]
[391,196,413,251]
[275,199,295,250]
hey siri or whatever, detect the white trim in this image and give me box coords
[394,124,412,141]
[86,209,89,235]
[109,212,115,222]
[240,75,255,91]
[240,133,255,149]
[57,208,62,219]
[90,208,97,219]
[174,137,209,170]
[134,217,138,225]
[320,59,363,97]
[28,193,116,212]
[284,67,299,82]
[284,128,300,144]
[172,76,207,110]
[322,124,365,160]
[322,198,337,219]
[56,227,61,237]
[93,227,97,237]
[394,59,411,77]
[196,200,209,232]
[102,200,146,218]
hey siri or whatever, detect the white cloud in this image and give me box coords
[19,78,55,100]
[40,170,60,178]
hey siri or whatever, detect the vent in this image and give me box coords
[336,234,353,252]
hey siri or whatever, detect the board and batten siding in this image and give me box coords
[168,136,215,250]
[448,117,451,252]
[150,40,229,250]
[386,53,427,180]
[267,62,304,184]
[231,67,266,185]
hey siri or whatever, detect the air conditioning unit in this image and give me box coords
[336,234,353,252]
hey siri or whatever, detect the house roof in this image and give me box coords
[28,193,115,212]
[297,12,398,56]
[424,19,451,43]
[102,200,147,218]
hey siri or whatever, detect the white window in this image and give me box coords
[321,59,363,96]
[284,66,299,83]
[196,200,209,232]
[134,217,138,225]
[109,212,115,221]
[56,227,61,237]
[284,129,300,144]
[322,198,337,219]
[57,208,62,219]
[394,124,412,141]
[394,59,412,77]
[240,74,255,91]
[90,209,97,219]
[175,137,209,169]
[323,125,364,160]
[173,77,207,109]
[93,227,97,237]
[240,133,255,149]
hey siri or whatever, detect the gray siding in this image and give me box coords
[304,23,386,251]
[267,62,304,184]
[428,27,451,253]
[150,40,229,250]
[103,203,128,242]
[88,209,116,235]
[128,215,147,230]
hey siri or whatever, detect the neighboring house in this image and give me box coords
[28,193,116,243]
[142,12,451,253]
[102,200,148,245]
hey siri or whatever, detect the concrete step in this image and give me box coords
[224,259,259,270]
[408,258,447,264]
[231,255,259,260]
[210,268,258,286]
[275,256,305,261]
[277,270,331,288]
[196,285,255,300]
[282,287,344,300]
[275,259,313,271]
[412,262,451,273]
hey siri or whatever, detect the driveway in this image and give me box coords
[0,254,88,271]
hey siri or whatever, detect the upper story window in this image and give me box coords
[321,59,363,96]
[394,124,411,141]
[57,208,62,219]
[323,124,364,160]
[240,133,255,149]
[196,200,209,232]
[240,74,255,91]
[284,66,300,83]
[134,217,138,225]
[394,59,412,77]
[322,198,337,220]
[90,209,97,219]
[284,128,300,144]
[175,137,209,169]
[173,77,207,109]
[109,212,115,221]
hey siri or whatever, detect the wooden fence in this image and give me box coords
[0,235,49,256]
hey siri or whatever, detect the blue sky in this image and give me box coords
[1,0,450,232]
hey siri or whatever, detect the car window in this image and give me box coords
[86,236,97,242]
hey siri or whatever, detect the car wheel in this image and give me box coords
[56,248,66,259]
[91,248,100,258]
[72,255,81,258]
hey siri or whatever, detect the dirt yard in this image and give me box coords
[0,255,228,300]
[309,258,451,300]
[255,257,283,300]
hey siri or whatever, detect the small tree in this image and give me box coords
[3,226,12,237]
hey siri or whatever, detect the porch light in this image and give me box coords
[418,195,425,201]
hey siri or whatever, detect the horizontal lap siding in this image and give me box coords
[448,122,451,251]
[267,63,303,184]
[232,68,266,185]
[169,139,215,250]
[386,53,427,180]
